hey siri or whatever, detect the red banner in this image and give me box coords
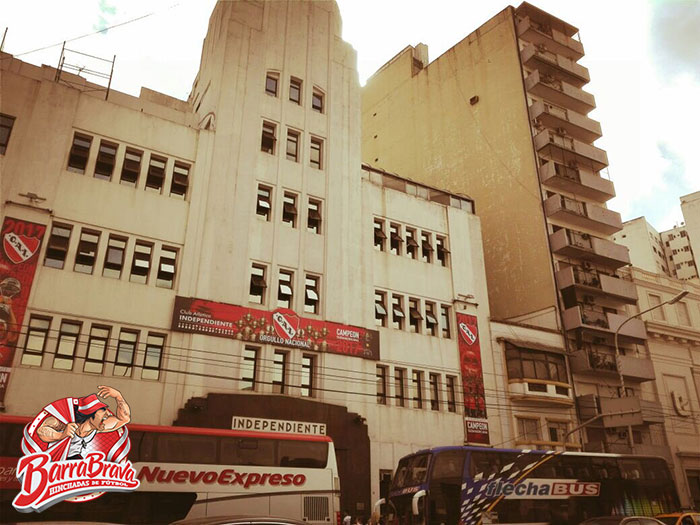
[172,296,379,360]
[457,312,489,444]
[0,217,47,403]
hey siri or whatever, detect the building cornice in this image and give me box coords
[645,320,700,345]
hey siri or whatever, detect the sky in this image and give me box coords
[2,0,698,232]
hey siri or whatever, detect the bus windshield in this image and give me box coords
[393,453,430,489]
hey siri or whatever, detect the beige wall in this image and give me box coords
[613,217,668,276]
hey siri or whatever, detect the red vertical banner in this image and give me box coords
[457,312,490,445]
[0,217,47,403]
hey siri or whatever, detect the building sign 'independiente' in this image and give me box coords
[171,296,380,360]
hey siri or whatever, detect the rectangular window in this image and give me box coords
[286,129,300,162]
[429,373,441,411]
[425,302,438,336]
[240,346,258,391]
[53,320,81,370]
[74,229,100,274]
[375,291,387,327]
[278,269,294,308]
[0,114,16,155]
[412,370,423,409]
[301,354,314,397]
[256,185,272,221]
[170,162,190,199]
[436,236,449,267]
[505,343,568,383]
[304,275,320,314]
[394,368,406,407]
[265,73,278,96]
[392,294,405,330]
[282,193,298,227]
[156,247,177,289]
[44,224,72,269]
[405,228,418,259]
[67,133,92,173]
[547,421,569,443]
[120,148,142,186]
[310,137,323,169]
[389,223,402,255]
[374,219,386,251]
[129,242,152,284]
[376,365,387,405]
[421,231,433,263]
[446,376,457,413]
[114,330,138,377]
[21,316,51,366]
[84,325,110,374]
[440,305,451,338]
[677,302,691,326]
[272,350,288,393]
[307,199,322,234]
[516,417,541,441]
[94,140,117,181]
[408,298,422,333]
[312,89,324,113]
[648,293,665,321]
[289,78,302,104]
[261,121,276,154]
[249,264,267,304]
[102,235,127,279]
[145,155,167,193]
[142,333,165,380]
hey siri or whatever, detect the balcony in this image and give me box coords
[568,349,655,381]
[530,100,601,143]
[549,228,630,268]
[517,16,584,60]
[584,441,672,461]
[521,44,590,88]
[563,306,647,343]
[544,195,622,235]
[539,161,615,203]
[555,266,638,304]
[577,394,664,427]
[534,129,608,172]
[525,70,596,115]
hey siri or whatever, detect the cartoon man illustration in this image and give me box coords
[34,385,131,460]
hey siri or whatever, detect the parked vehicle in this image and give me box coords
[579,518,666,525]
[170,516,308,525]
[655,511,700,525]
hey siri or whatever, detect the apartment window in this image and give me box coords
[0,114,16,155]
[142,333,165,380]
[156,247,177,289]
[648,293,665,321]
[272,350,288,393]
[102,236,127,279]
[312,89,324,113]
[389,223,402,255]
[374,219,386,251]
[256,185,272,221]
[547,421,569,443]
[84,325,110,374]
[429,373,441,411]
[376,365,388,405]
[286,129,300,162]
[436,236,449,267]
[310,137,323,169]
[446,376,457,413]
[67,133,92,173]
[120,148,142,186]
[394,368,406,407]
[170,162,190,199]
[74,229,100,274]
[304,275,320,314]
[412,371,423,409]
[265,72,279,96]
[677,301,691,326]
[391,294,405,330]
[44,224,72,269]
[20,316,51,366]
[505,342,568,384]
[408,298,422,333]
[307,199,322,234]
[261,121,276,154]
[282,193,298,227]
[249,264,267,304]
[301,354,315,397]
[441,305,451,338]
[129,242,153,284]
[516,417,541,442]
[93,140,117,180]
[240,346,258,391]
[278,269,294,308]
[425,302,438,336]
[289,77,302,104]
[421,232,433,263]
[114,330,138,377]
[405,228,418,259]
[375,291,387,327]
[53,320,81,370]
[145,155,167,193]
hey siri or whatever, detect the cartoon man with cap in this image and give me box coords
[34,385,131,460]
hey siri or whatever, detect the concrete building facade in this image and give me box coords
[612,217,669,276]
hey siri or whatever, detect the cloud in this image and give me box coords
[649,0,700,80]
[93,0,117,34]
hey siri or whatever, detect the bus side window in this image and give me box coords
[156,434,217,465]
[0,423,24,458]
[127,431,144,462]
[619,459,643,480]
[431,450,466,482]
[470,451,500,478]
[220,437,276,467]
[278,439,328,468]
[139,432,156,461]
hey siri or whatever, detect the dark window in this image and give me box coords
[394,368,406,407]
[441,305,451,338]
[249,264,267,304]
[120,148,142,186]
[289,78,302,104]
[170,162,190,199]
[84,325,110,374]
[286,129,300,161]
[312,90,324,113]
[265,73,278,96]
[156,247,177,289]
[310,137,322,169]
[272,350,287,393]
[94,140,117,180]
[145,155,166,193]
[67,133,92,173]
[256,185,272,220]
[405,228,418,259]
[392,295,405,330]
[429,373,441,410]
[505,342,568,383]
[446,376,457,412]
[114,330,138,377]
[307,199,322,234]
[421,231,433,263]
[240,346,257,391]
[408,298,422,333]
[102,235,126,279]
[389,223,402,255]
[425,302,438,336]
[282,193,298,227]
[53,320,81,370]
[301,354,314,397]
[304,275,320,314]
[375,291,387,327]
[277,270,293,308]
[21,316,51,366]
[0,114,16,155]
[261,121,276,154]
[412,370,423,409]
[129,242,152,284]
[436,236,450,267]
[156,434,217,465]
[376,365,387,404]
[374,219,386,251]
[142,333,165,380]
[74,229,100,274]
[44,224,72,269]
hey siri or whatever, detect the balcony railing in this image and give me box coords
[569,349,655,381]
[530,99,602,143]
[555,266,638,304]
[534,129,608,171]
[517,16,584,60]
[525,70,596,115]
[544,194,622,235]
[539,161,615,203]
[549,228,630,268]
[563,306,647,343]
[521,44,590,88]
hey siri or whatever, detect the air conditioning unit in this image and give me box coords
[617,430,628,440]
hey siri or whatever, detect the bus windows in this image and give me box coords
[429,450,466,525]
[278,439,328,468]
[620,458,644,480]
[592,457,621,480]
[220,437,276,466]
[156,433,217,465]
[393,453,430,489]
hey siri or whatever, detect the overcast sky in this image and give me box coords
[2,0,698,232]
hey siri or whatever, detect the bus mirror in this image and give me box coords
[412,489,426,516]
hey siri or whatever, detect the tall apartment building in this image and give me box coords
[660,225,698,281]
[612,217,669,276]
[362,2,662,459]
